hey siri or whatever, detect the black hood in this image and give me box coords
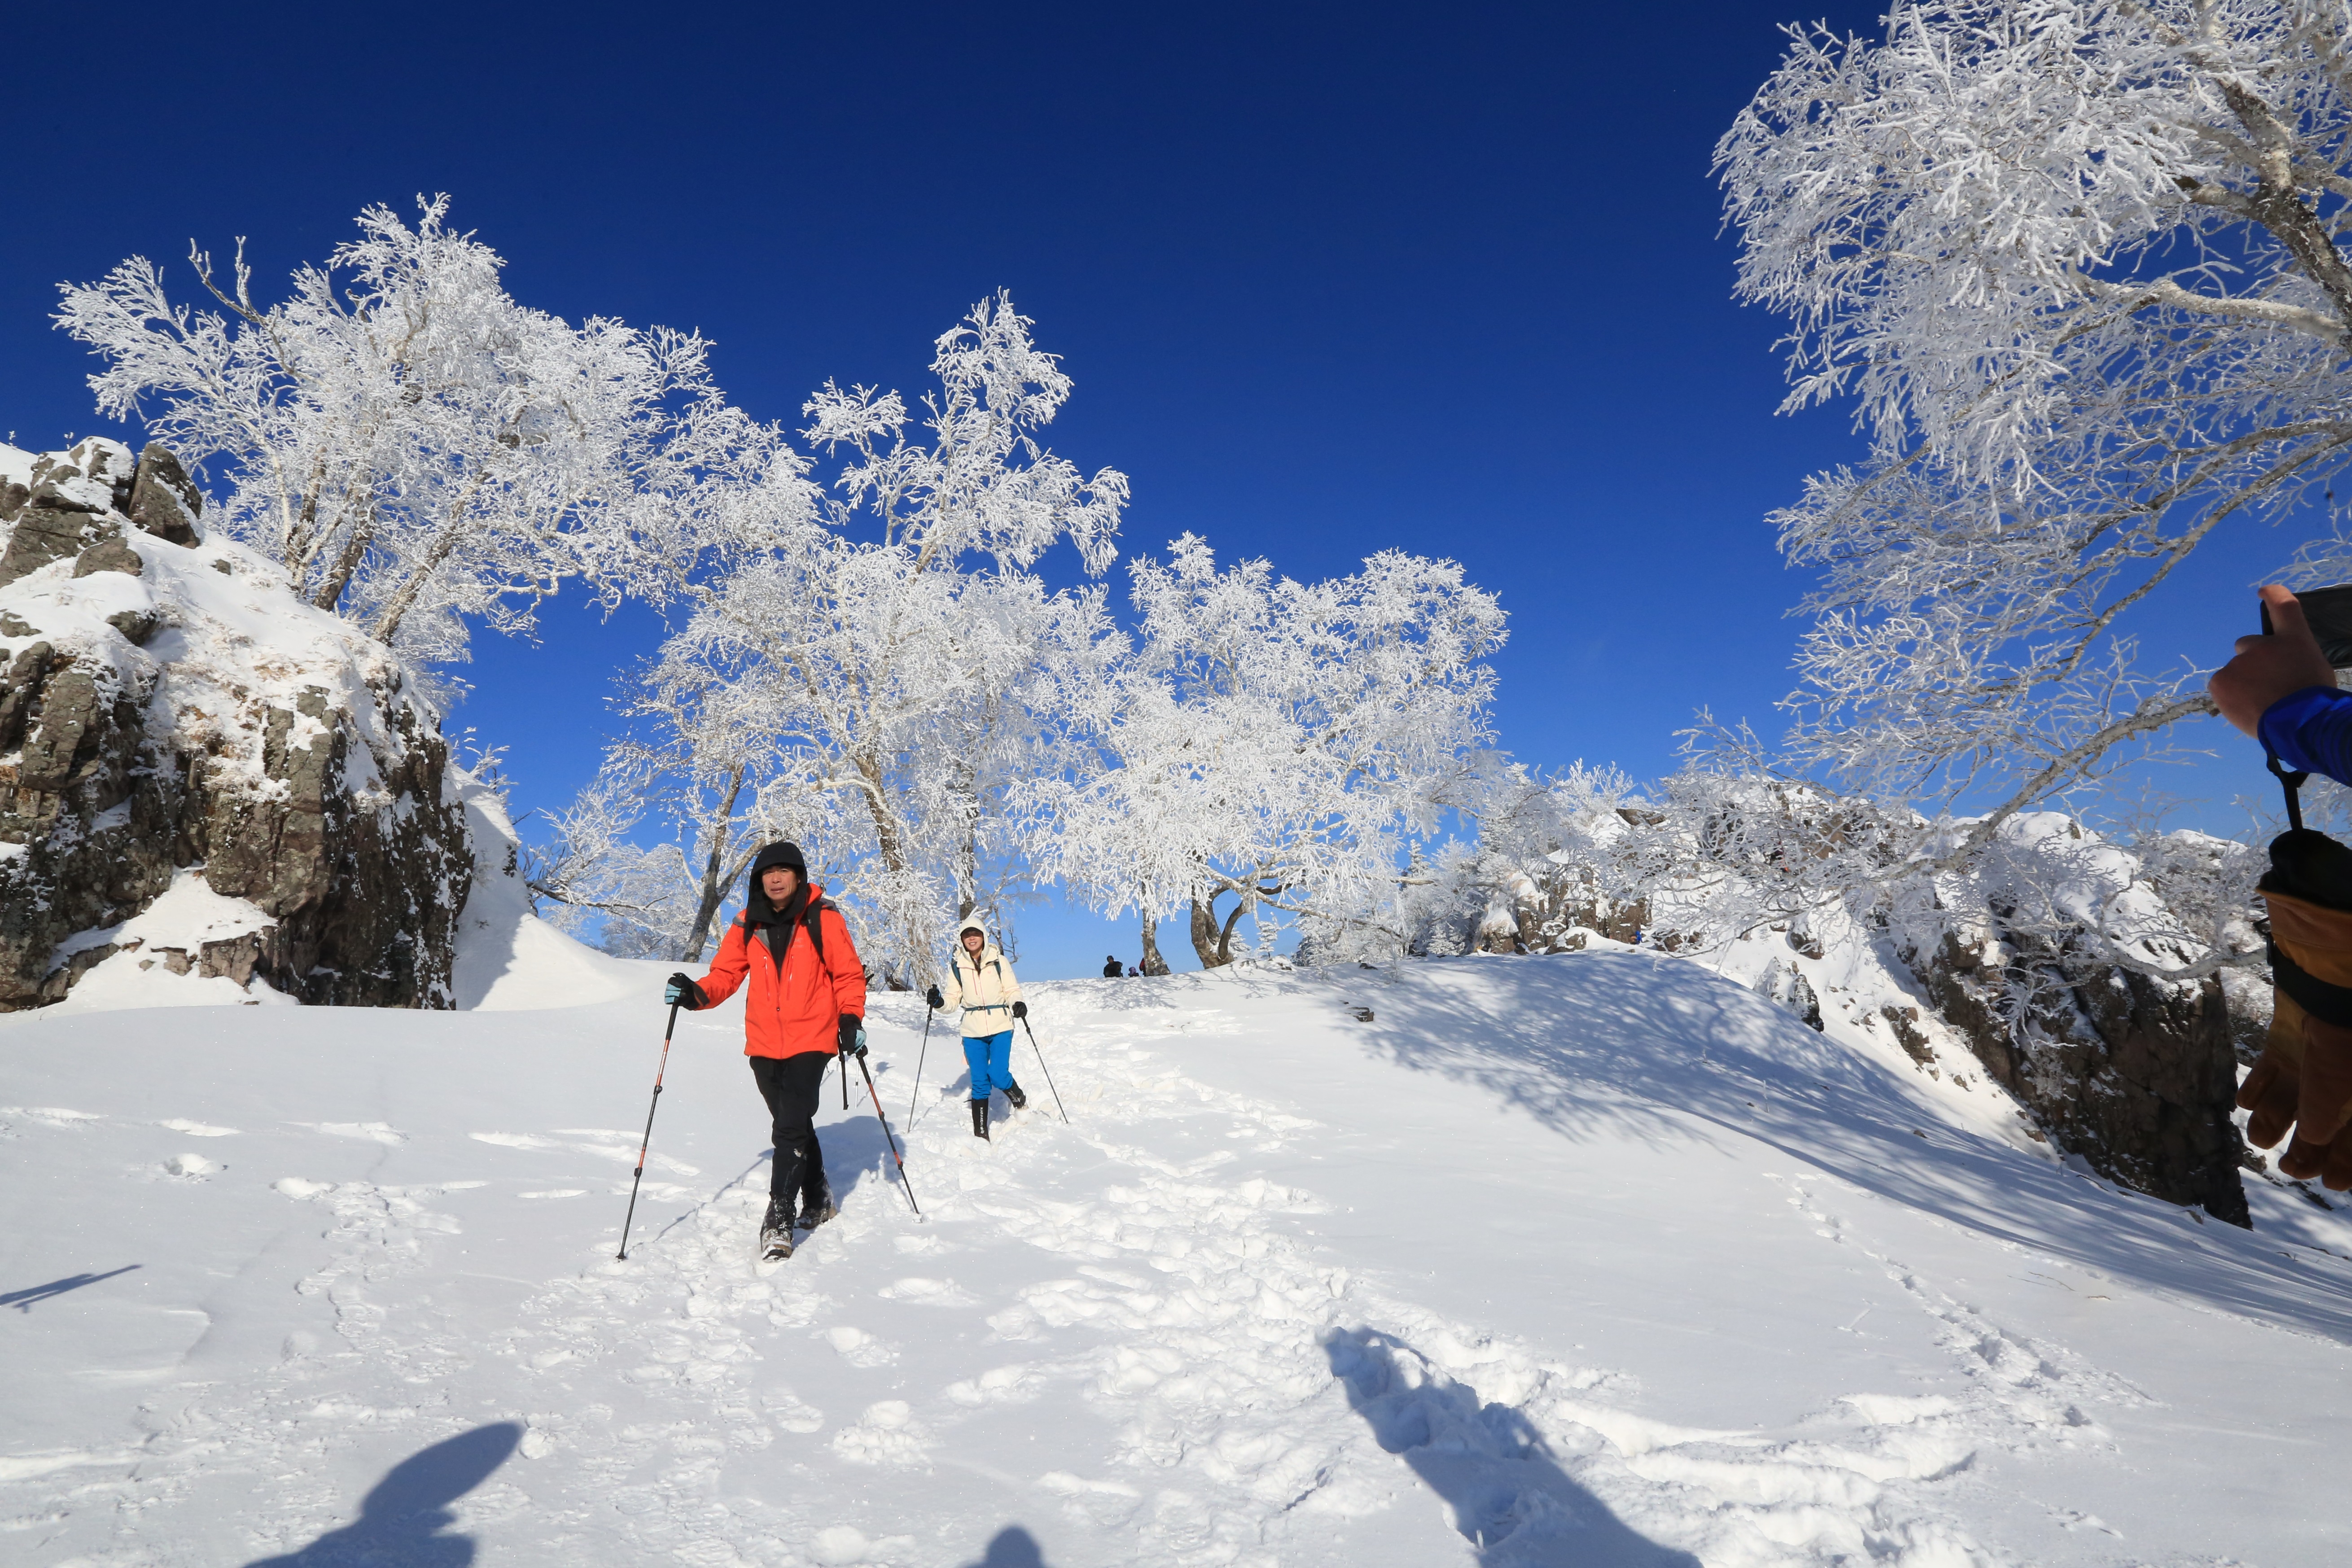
[744,841,811,927]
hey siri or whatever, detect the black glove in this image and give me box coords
[665,972,704,1009]
[1012,999,1028,1020]
[924,985,944,1011]
[838,1014,867,1058]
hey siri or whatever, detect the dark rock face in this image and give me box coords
[1911,927,2250,1227]
[126,443,202,547]
[0,440,471,1011]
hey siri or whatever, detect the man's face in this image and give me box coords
[762,866,799,903]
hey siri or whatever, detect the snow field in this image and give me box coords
[5,953,2352,1565]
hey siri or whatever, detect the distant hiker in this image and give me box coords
[665,841,867,1259]
[923,919,1027,1141]
[1127,965,1139,978]
[1102,954,1123,979]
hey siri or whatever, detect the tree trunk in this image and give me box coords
[1191,895,1226,968]
[678,763,748,961]
[1139,913,1169,976]
[1215,895,1250,966]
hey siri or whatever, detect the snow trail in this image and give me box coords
[5,957,2351,1564]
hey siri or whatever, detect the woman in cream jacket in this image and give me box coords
[927,917,1028,1140]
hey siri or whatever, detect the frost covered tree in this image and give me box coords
[567,293,1127,974]
[1039,534,1506,967]
[55,196,768,666]
[1717,0,2352,854]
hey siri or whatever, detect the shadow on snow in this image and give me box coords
[956,1525,1052,1566]
[1327,1327,1699,1566]
[244,1421,522,1567]
[1339,951,2352,1344]
[1,1263,139,1312]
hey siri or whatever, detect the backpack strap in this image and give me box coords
[805,898,832,969]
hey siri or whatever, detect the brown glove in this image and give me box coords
[2243,888,2352,1189]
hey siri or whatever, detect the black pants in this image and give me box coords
[750,1052,832,1208]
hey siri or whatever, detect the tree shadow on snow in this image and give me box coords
[956,1525,1051,1566]
[1359,953,2352,1343]
[1327,1327,1699,1567]
[244,1421,522,1567]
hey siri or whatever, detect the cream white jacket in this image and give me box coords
[947,918,1023,1038]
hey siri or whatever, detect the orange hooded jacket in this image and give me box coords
[694,883,867,1060]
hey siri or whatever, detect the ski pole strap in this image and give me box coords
[2270,746,2311,833]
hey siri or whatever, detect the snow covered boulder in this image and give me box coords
[0,438,472,1012]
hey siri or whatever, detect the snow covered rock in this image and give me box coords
[1432,795,2256,1226]
[0,438,472,1012]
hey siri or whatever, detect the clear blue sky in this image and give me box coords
[0,1,2290,977]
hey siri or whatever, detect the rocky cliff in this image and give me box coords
[0,438,473,1010]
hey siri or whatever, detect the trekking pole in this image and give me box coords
[1018,1015,1069,1124]
[908,1003,935,1126]
[853,1040,923,1218]
[617,1001,681,1260]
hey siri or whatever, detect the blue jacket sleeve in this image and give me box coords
[2258,685,2352,784]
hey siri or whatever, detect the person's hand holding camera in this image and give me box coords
[2211,584,2338,736]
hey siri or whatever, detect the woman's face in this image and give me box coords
[963,930,985,954]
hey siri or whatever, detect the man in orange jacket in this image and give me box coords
[666,841,866,1260]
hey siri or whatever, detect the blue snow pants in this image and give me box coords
[963,1030,1015,1100]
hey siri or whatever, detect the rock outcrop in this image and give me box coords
[0,438,473,1010]
[1909,924,2249,1226]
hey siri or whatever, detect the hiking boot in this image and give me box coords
[800,1192,839,1229]
[1001,1080,1028,1111]
[970,1099,990,1141]
[761,1196,794,1259]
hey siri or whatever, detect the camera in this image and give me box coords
[2266,584,2352,668]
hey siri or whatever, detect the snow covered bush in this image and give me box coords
[1716,0,2352,847]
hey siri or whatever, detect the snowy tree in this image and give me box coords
[1716,0,2352,856]
[55,196,771,666]
[574,293,1127,977]
[1039,534,1506,967]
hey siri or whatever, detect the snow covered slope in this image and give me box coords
[5,953,2351,1566]
[446,787,657,1012]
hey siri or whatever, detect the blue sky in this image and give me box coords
[0,1,2295,977]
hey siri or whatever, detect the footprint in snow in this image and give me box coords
[824,1326,896,1367]
[828,1401,928,1466]
[876,1276,979,1306]
[158,1117,239,1136]
[291,1121,406,1144]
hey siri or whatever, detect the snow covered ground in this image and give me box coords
[6,938,2352,1566]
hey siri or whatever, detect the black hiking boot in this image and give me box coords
[761,1196,795,1260]
[970,1099,990,1141]
[1001,1080,1028,1111]
[800,1191,838,1230]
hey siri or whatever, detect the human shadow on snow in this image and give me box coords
[243,1421,521,1567]
[1327,1327,1699,1567]
[955,1525,1052,1566]
[1348,951,2352,1343]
